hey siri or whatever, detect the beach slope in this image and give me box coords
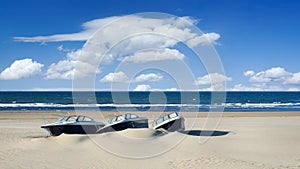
[0,112,299,169]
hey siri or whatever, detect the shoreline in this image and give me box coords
[1,110,300,117]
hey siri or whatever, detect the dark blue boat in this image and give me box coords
[41,115,105,136]
[153,112,185,132]
[96,113,148,134]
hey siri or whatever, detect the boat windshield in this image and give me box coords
[77,116,93,122]
[125,114,138,119]
[56,116,68,122]
[116,115,125,121]
[169,112,178,118]
[66,116,77,122]
[155,117,164,125]
[155,112,179,125]
[83,116,93,121]
[110,117,118,124]
[107,114,139,124]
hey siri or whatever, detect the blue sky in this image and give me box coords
[1,0,300,91]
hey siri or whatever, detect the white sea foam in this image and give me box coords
[0,103,200,108]
[0,102,299,109]
[223,102,300,108]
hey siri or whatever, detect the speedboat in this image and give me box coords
[96,113,148,134]
[41,115,105,136]
[153,112,185,132]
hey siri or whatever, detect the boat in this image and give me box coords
[96,113,149,134]
[153,112,185,131]
[41,115,105,136]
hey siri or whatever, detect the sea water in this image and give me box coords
[0,91,300,112]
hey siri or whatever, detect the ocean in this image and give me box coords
[0,91,300,112]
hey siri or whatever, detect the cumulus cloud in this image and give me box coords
[13,15,214,44]
[0,58,44,80]
[244,67,293,84]
[230,83,284,91]
[45,49,80,80]
[285,72,300,85]
[287,87,300,91]
[45,49,102,79]
[248,67,291,83]
[230,84,263,91]
[195,73,232,85]
[244,70,255,77]
[151,87,179,91]
[164,87,178,91]
[15,15,221,80]
[100,71,129,83]
[122,48,184,63]
[13,15,220,47]
[237,67,300,91]
[134,84,151,91]
[134,73,163,82]
[186,32,221,47]
[100,72,163,83]
[45,60,77,80]
[195,73,232,91]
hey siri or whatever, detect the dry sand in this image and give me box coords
[0,111,300,169]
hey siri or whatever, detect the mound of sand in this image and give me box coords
[117,128,166,138]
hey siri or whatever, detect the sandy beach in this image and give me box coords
[0,111,300,169]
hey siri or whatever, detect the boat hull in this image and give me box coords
[41,124,104,136]
[154,117,185,132]
[97,119,148,134]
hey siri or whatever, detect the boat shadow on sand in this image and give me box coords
[179,130,230,137]
[24,135,51,139]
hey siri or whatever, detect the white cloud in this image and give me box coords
[245,67,294,85]
[164,87,178,91]
[13,15,205,44]
[122,48,184,63]
[66,49,81,60]
[195,73,232,91]
[14,16,121,42]
[151,87,179,91]
[134,73,163,82]
[30,87,73,91]
[230,84,263,91]
[45,49,102,79]
[195,73,232,85]
[134,84,151,91]
[14,15,210,45]
[238,67,300,91]
[57,45,71,52]
[57,45,64,51]
[100,72,163,83]
[45,49,79,80]
[14,15,221,59]
[186,33,221,47]
[285,72,300,84]
[244,70,255,77]
[45,60,77,80]
[15,15,221,80]
[230,83,285,91]
[0,58,44,80]
[288,87,300,91]
[248,67,290,83]
[100,71,129,83]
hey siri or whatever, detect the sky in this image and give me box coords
[0,0,300,91]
